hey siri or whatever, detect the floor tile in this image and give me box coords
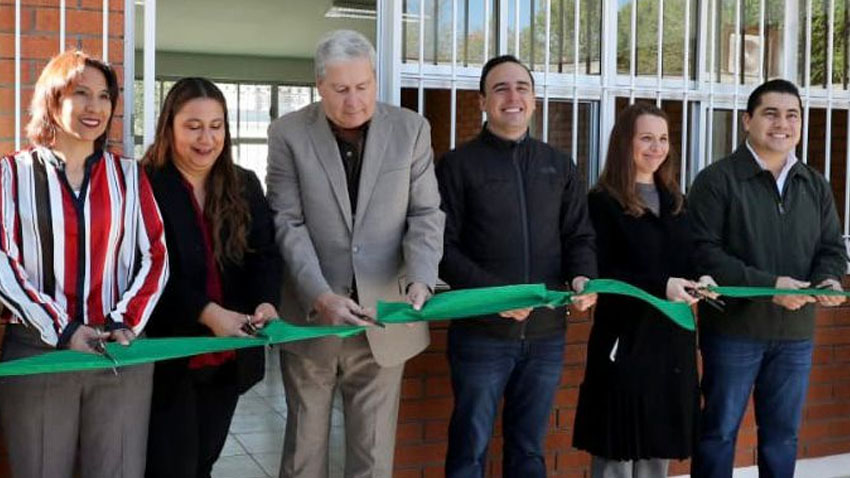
[229,413,285,434]
[210,455,267,478]
[234,431,283,454]
[219,435,247,457]
[252,452,281,477]
[235,396,275,416]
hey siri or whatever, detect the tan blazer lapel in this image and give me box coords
[355,106,391,226]
[308,108,353,231]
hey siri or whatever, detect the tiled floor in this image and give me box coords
[212,347,346,478]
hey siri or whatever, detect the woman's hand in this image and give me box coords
[666,277,699,305]
[199,303,251,337]
[67,325,110,354]
[109,328,136,346]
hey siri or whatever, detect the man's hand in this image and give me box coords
[570,276,597,311]
[68,325,110,354]
[773,276,816,311]
[406,282,432,311]
[312,292,375,326]
[814,278,846,307]
[499,307,533,321]
[251,302,278,327]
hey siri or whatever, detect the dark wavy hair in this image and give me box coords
[141,77,250,266]
[595,102,684,217]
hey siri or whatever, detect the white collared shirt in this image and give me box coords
[745,140,798,194]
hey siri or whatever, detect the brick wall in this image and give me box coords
[0,0,126,156]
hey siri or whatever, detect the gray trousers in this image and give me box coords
[279,334,404,478]
[591,456,670,478]
[0,325,153,478]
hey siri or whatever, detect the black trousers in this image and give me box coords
[145,360,239,478]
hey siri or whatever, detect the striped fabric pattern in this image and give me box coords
[0,147,169,346]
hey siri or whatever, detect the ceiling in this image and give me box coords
[134,0,376,59]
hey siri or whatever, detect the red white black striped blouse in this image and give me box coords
[0,147,169,347]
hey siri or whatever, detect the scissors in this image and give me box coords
[685,286,726,312]
[91,337,119,376]
[353,311,386,328]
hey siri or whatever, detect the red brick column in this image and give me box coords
[0,0,126,156]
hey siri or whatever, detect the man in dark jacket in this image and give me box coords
[437,55,598,478]
[689,79,847,478]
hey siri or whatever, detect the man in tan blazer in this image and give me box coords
[266,29,444,478]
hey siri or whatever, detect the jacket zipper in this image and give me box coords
[510,145,532,340]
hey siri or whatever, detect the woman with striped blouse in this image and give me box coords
[0,50,169,478]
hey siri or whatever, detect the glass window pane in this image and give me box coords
[709,109,744,162]
[235,143,270,187]
[216,82,240,140]
[715,0,784,84]
[514,0,601,74]
[663,0,699,79]
[416,0,497,66]
[617,0,698,79]
[237,84,272,140]
[800,0,850,88]
[278,86,313,117]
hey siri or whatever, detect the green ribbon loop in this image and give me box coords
[2,279,847,377]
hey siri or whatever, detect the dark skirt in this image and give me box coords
[572,299,699,460]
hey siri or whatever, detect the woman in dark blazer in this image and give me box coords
[141,77,282,478]
[572,103,717,478]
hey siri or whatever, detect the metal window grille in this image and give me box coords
[7,0,850,233]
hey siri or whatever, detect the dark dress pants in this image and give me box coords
[146,360,240,478]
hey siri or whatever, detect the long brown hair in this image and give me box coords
[142,77,250,266]
[595,103,684,216]
[26,50,119,150]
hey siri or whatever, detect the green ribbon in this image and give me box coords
[712,286,850,298]
[0,321,365,377]
[2,279,848,377]
[377,279,696,332]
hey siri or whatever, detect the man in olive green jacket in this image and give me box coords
[689,79,847,478]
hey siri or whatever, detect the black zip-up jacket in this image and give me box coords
[437,127,597,339]
[689,144,847,340]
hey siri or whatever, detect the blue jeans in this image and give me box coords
[445,326,565,478]
[692,333,813,478]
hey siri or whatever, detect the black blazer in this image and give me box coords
[145,161,283,393]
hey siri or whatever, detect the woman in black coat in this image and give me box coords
[572,103,717,478]
[141,77,283,478]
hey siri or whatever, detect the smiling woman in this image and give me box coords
[0,50,169,478]
[140,77,282,478]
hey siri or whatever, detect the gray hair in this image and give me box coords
[314,30,377,80]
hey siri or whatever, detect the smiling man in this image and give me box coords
[266,30,444,478]
[688,79,847,478]
[436,55,597,478]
